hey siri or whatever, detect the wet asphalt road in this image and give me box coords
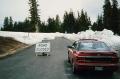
[0,37,120,79]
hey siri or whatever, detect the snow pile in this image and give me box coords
[64,29,120,50]
[0,31,64,44]
[0,29,120,50]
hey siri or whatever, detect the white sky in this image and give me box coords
[0,0,119,26]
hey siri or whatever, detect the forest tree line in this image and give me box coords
[1,0,120,35]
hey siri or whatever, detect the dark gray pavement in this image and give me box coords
[0,37,120,79]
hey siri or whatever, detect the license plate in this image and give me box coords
[95,67,103,71]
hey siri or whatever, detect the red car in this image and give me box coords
[67,39,119,74]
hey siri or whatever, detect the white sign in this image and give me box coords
[35,42,50,52]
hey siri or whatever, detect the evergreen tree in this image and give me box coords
[2,17,13,31]
[75,12,81,33]
[111,0,119,34]
[77,10,90,31]
[29,0,40,32]
[47,18,56,32]
[3,17,9,31]
[92,22,98,31]
[13,22,18,31]
[118,9,120,35]
[92,15,104,31]
[62,11,76,33]
[9,16,13,31]
[62,10,91,33]
[103,0,112,30]
[62,12,68,33]
[23,19,32,32]
[55,15,61,32]
[40,22,47,32]
[68,11,76,33]
[103,0,119,34]
[16,22,24,32]
[97,15,104,31]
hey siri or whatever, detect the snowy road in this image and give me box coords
[0,37,120,79]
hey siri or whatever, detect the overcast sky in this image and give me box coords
[0,0,119,27]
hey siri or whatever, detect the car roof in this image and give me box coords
[77,39,103,43]
[79,39,97,41]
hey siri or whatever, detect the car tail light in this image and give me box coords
[77,52,85,56]
[112,58,119,63]
[112,52,117,56]
[76,56,85,62]
[111,52,119,63]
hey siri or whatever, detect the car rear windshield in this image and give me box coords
[78,42,110,51]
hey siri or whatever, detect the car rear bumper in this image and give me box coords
[75,63,119,71]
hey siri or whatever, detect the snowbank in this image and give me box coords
[0,29,120,50]
[0,31,64,44]
[63,29,120,50]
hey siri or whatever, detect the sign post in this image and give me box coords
[35,42,50,56]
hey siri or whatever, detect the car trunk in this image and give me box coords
[76,51,119,63]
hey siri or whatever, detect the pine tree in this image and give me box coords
[23,19,32,32]
[13,22,18,31]
[2,17,13,31]
[13,19,33,32]
[29,0,40,32]
[92,22,98,31]
[62,11,76,33]
[40,22,47,32]
[103,0,112,30]
[119,9,120,35]
[9,16,13,31]
[55,15,61,32]
[103,0,119,34]
[77,10,90,31]
[3,17,9,31]
[92,15,104,31]
[62,10,91,33]
[47,17,56,32]
[68,11,76,33]
[111,0,119,34]
[62,12,68,33]
[74,12,80,33]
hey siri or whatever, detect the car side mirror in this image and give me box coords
[67,45,75,49]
